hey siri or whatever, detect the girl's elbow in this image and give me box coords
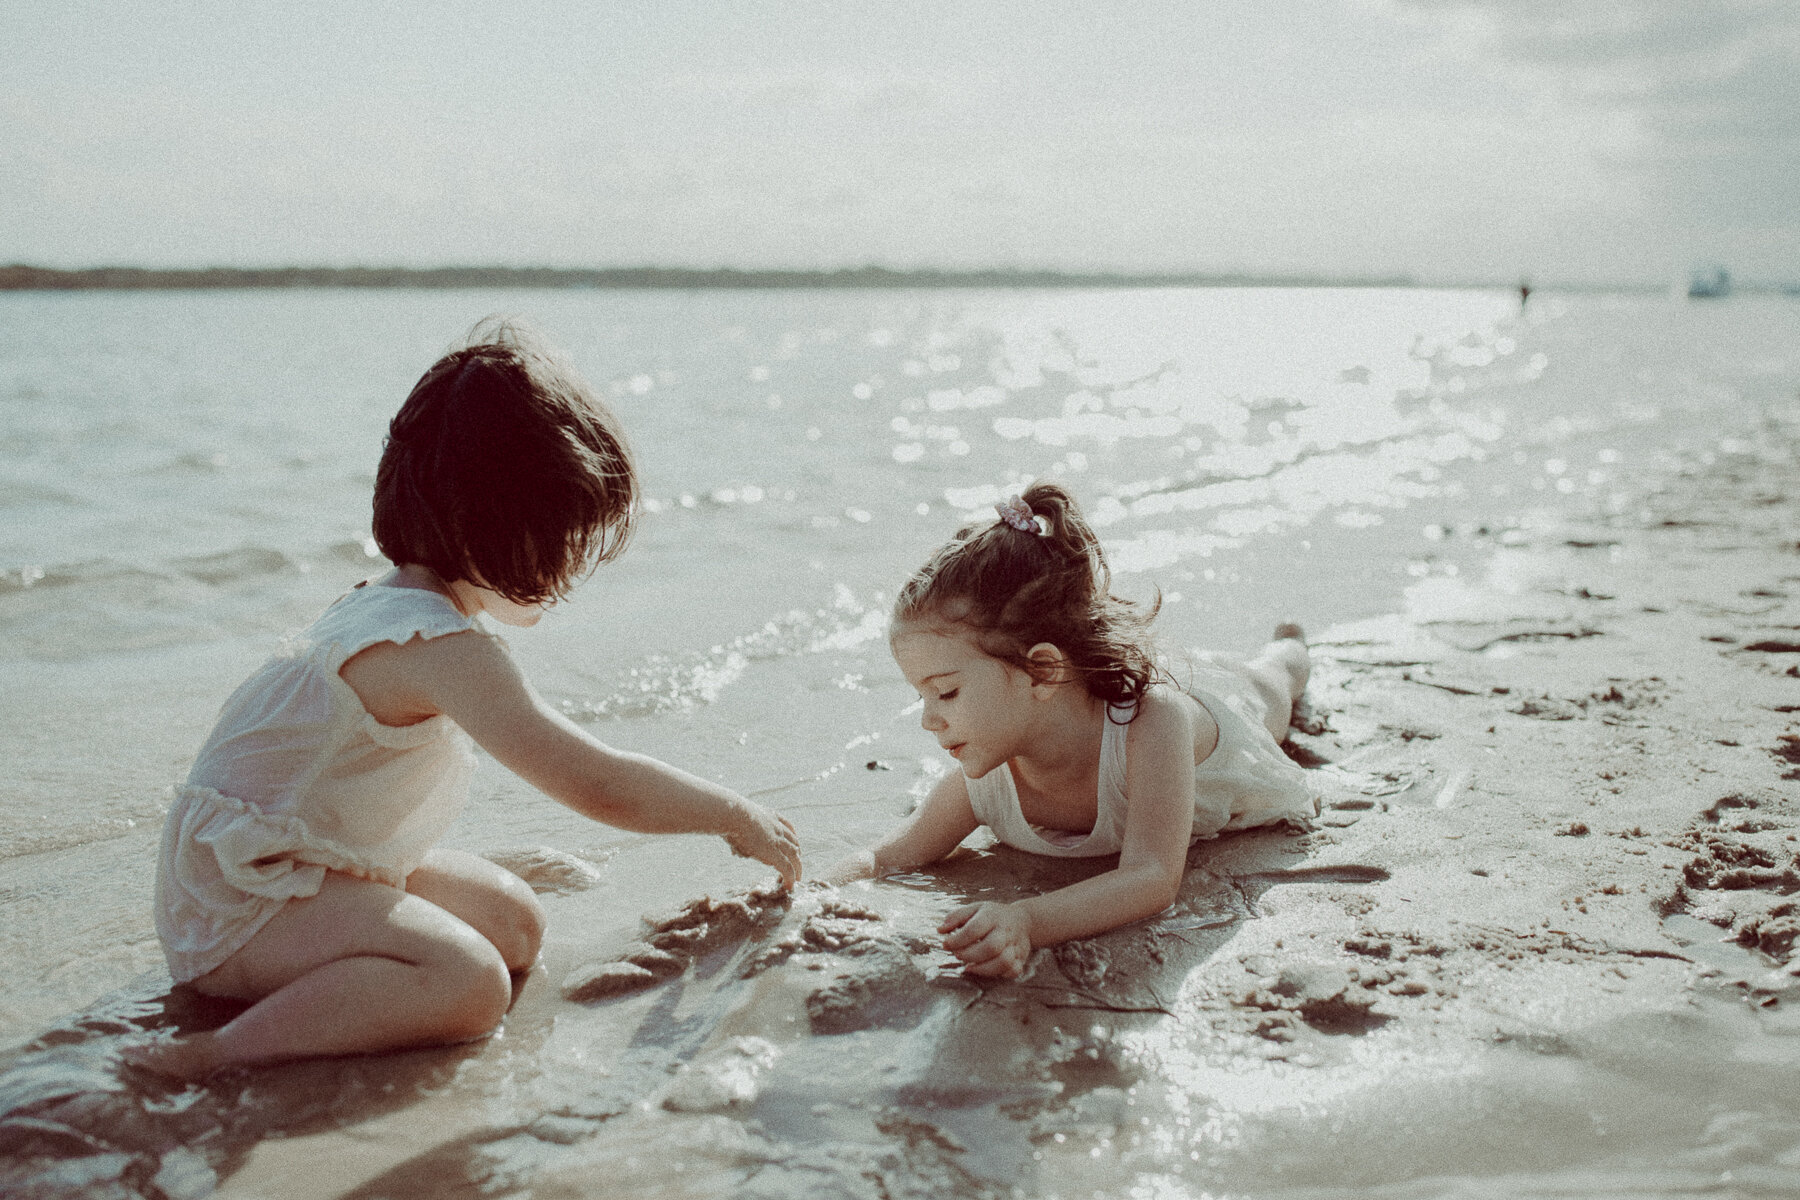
[1142,869,1184,914]
[876,829,958,876]
[869,845,928,879]
[823,849,879,886]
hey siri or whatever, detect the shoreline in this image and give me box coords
[3,410,1797,1196]
[259,406,1800,1197]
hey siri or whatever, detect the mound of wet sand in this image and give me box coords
[4,419,1799,1198]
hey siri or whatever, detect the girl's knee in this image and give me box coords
[408,852,547,972]
[437,936,515,1040]
[481,872,546,971]
[458,968,514,1040]
[498,889,547,973]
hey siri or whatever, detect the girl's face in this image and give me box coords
[890,619,1039,779]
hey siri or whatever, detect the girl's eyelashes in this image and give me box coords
[938,689,959,701]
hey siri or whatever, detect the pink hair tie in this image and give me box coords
[995,495,1050,536]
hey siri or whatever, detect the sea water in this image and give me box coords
[3,286,1798,1195]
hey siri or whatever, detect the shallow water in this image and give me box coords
[3,286,1799,1197]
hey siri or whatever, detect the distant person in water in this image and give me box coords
[1519,280,1531,310]
[828,483,1317,978]
[130,320,799,1080]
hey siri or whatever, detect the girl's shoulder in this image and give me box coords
[1130,681,1200,724]
[334,590,513,727]
[307,581,478,658]
[1125,683,1217,759]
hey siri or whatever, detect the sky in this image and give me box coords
[4,0,1797,286]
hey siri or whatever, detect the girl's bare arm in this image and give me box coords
[941,691,1199,974]
[1031,695,1197,937]
[361,629,800,883]
[823,770,981,885]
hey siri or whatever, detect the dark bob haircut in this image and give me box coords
[372,319,637,604]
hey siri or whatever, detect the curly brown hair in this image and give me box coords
[372,318,637,604]
[893,481,1162,710]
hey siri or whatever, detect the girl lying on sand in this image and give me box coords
[131,321,800,1079]
[831,482,1318,978]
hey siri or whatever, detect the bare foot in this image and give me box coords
[1290,693,1328,737]
[1262,623,1312,732]
[119,1032,222,1083]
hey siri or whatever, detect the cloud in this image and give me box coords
[1390,1,1800,261]
[5,2,1793,278]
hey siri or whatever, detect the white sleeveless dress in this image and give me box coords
[963,659,1318,857]
[154,584,479,983]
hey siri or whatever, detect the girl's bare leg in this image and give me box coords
[1242,623,1311,743]
[405,848,546,973]
[125,871,513,1080]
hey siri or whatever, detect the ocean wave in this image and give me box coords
[0,543,369,599]
[0,816,150,863]
[0,545,382,663]
[0,789,167,863]
[170,546,300,586]
[149,450,233,476]
[0,480,85,510]
[559,591,887,721]
[0,561,170,596]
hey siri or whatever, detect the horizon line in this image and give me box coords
[0,262,1733,294]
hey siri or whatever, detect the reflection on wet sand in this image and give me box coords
[3,817,1386,1198]
[340,825,1385,1199]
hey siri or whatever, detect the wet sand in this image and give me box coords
[4,418,1799,1198]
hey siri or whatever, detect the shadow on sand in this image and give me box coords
[330,828,1389,1198]
[0,974,513,1198]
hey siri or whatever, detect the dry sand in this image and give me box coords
[3,419,1797,1199]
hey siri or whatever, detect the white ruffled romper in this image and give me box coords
[154,583,479,983]
[963,657,1319,857]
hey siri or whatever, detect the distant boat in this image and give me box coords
[1687,266,1731,298]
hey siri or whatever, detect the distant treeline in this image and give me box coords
[0,264,1421,292]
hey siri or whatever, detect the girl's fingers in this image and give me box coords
[758,837,800,886]
[963,943,1024,978]
[754,816,802,885]
[955,942,1001,967]
[938,904,979,936]
[951,927,1011,965]
[942,915,995,950]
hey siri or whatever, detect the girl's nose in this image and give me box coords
[921,707,946,732]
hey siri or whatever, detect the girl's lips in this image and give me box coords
[945,743,965,759]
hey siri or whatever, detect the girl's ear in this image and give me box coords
[1024,642,1070,693]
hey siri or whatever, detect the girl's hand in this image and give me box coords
[940,901,1033,978]
[724,803,802,888]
